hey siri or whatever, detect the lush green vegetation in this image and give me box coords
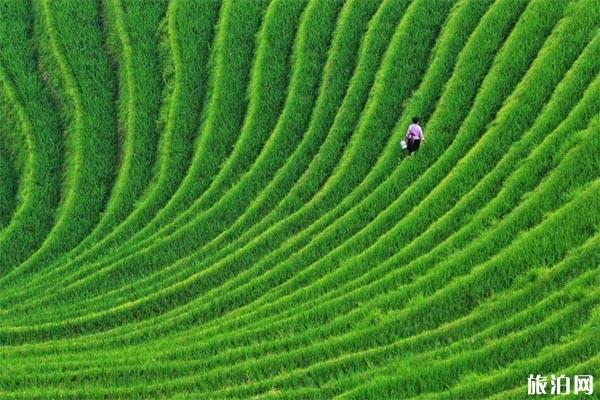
[0,0,598,398]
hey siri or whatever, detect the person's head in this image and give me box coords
[412,116,420,124]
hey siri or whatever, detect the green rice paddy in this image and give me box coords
[0,0,598,398]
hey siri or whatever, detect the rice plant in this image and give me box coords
[0,0,598,398]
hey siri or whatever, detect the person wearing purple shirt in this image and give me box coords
[405,116,425,157]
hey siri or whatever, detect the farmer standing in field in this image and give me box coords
[405,116,425,157]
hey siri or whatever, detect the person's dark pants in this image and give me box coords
[407,138,421,155]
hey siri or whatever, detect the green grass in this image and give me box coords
[0,0,64,272]
[0,95,23,228]
[0,0,598,398]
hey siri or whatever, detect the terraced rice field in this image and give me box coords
[0,0,599,398]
